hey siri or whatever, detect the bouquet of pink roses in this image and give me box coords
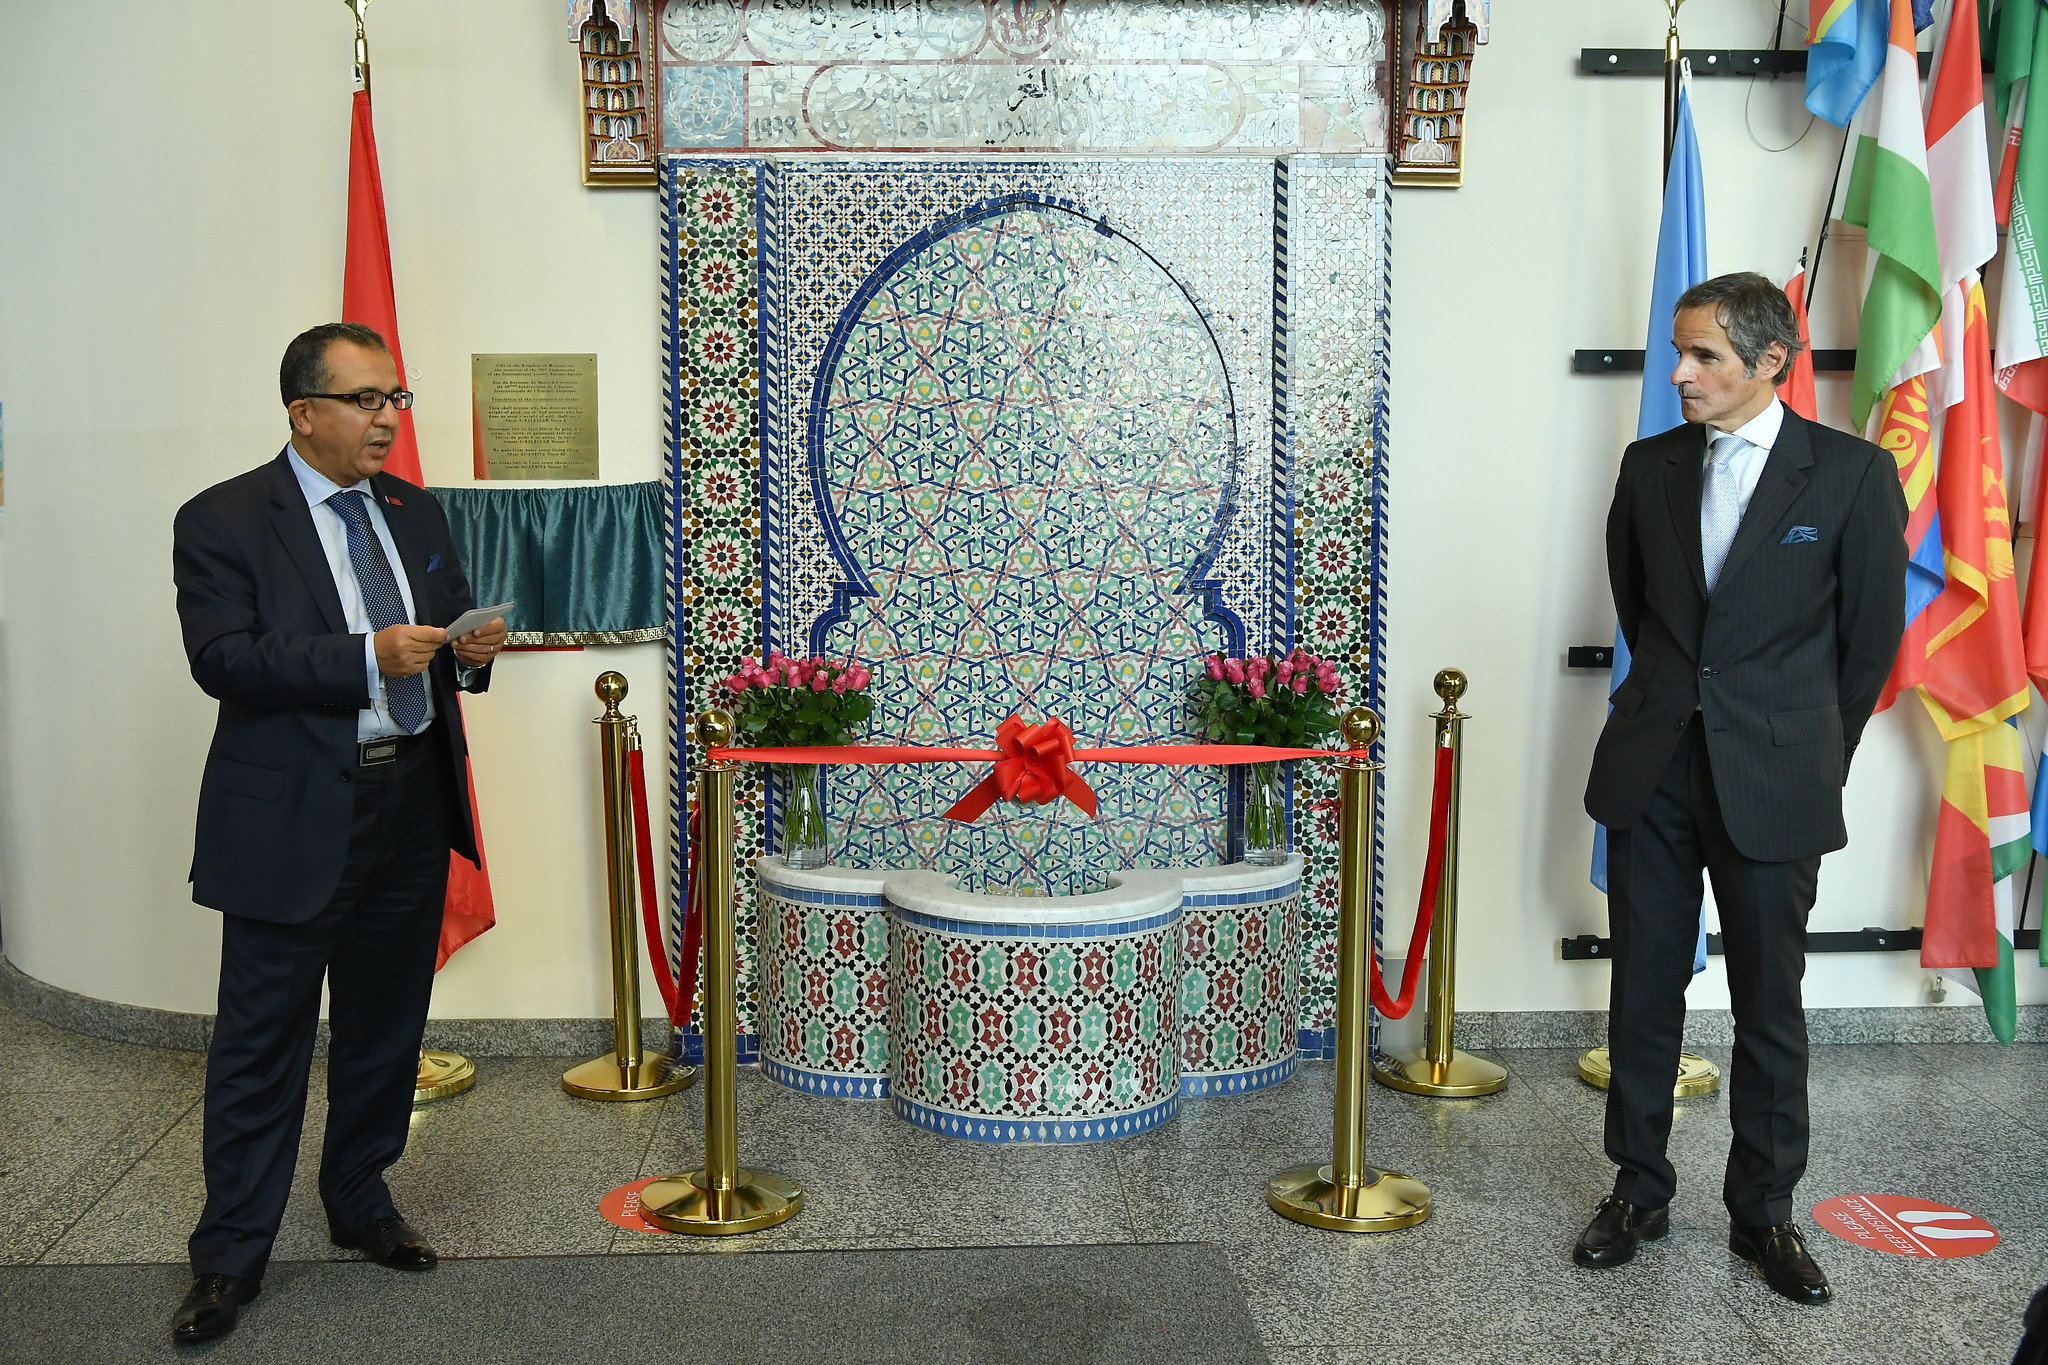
[1191,650,1343,864]
[1192,650,1342,748]
[721,650,874,746]
[720,651,874,869]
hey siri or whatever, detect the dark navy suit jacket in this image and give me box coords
[172,451,491,923]
[1583,409,1908,863]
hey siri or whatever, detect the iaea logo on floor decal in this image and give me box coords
[1810,1195,1999,1257]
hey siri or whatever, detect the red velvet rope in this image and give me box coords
[696,722,1453,1023]
[708,742,1364,765]
[1368,742,1455,1020]
[628,745,701,1029]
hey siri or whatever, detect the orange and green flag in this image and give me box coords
[1915,283,2027,1043]
[1925,720,2026,1043]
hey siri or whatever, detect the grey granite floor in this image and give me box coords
[2,995,2043,1364]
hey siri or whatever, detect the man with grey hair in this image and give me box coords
[1577,272,1908,1304]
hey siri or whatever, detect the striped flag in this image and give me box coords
[1994,0,2048,421]
[1878,0,2000,713]
[1894,1,2027,1040]
[1841,0,1946,429]
[1992,1,2048,968]
[1927,720,2026,1043]
[1806,0,1891,126]
[2000,0,2048,699]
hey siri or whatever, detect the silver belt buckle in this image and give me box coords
[357,737,403,767]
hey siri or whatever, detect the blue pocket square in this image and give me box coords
[425,553,445,572]
[1780,525,1819,544]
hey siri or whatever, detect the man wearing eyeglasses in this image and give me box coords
[167,322,506,1343]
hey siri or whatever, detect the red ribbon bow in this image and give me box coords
[943,716,1099,822]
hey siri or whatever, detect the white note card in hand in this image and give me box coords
[443,602,514,640]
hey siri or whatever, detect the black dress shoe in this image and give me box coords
[171,1273,261,1344]
[1572,1195,1670,1268]
[330,1214,438,1271]
[1730,1221,1832,1304]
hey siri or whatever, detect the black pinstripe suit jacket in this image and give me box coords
[1583,409,1908,863]
[173,453,492,923]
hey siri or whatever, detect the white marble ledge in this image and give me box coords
[754,858,890,896]
[870,855,1306,928]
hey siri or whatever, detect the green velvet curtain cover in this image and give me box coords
[429,482,667,645]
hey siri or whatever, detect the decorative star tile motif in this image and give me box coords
[814,201,1236,894]
[1285,158,1391,1047]
[661,154,1393,1049]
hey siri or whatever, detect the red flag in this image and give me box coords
[342,88,497,967]
[1783,259,1819,422]
[1909,284,2029,736]
[343,91,420,482]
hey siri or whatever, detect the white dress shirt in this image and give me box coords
[1702,397,1784,518]
[285,444,437,741]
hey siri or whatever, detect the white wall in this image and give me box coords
[0,0,2037,1019]
[0,1,667,1017]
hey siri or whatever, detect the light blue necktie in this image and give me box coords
[328,490,428,733]
[1700,434,1743,594]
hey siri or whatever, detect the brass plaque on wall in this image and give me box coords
[471,353,600,480]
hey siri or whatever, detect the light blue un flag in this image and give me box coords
[1593,76,1710,974]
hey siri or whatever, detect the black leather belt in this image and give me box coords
[357,728,432,767]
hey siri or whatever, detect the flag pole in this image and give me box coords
[346,0,372,100]
[1584,2,1726,1103]
[1663,0,1687,177]
[1808,124,1854,323]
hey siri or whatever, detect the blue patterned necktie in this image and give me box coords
[328,490,428,733]
[1700,434,1743,594]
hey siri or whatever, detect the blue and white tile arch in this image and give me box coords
[661,155,1393,1058]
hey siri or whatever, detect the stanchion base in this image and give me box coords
[640,1168,803,1235]
[561,1053,695,1102]
[1372,1047,1508,1097]
[414,1050,476,1105]
[1265,1163,1431,1232]
[1577,1047,1720,1098]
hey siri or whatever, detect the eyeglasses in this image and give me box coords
[300,389,415,411]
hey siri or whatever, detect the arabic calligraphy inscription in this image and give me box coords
[655,0,1387,155]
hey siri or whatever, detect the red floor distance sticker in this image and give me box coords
[1811,1195,1999,1258]
[600,1177,671,1234]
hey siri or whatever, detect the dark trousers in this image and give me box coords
[188,732,455,1280]
[1604,718,1819,1227]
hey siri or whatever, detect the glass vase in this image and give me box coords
[779,763,830,870]
[1243,761,1290,866]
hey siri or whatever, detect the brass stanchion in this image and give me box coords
[1267,707,1432,1233]
[414,1050,475,1103]
[562,672,695,1102]
[1374,669,1508,1098]
[642,710,802,1234]
[1577,1048,1721,1099]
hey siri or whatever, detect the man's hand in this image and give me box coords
[452,617,507,669]
[375,624,447,678]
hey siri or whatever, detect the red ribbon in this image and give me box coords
[1368,742,1455,1020]
[693,717,1457,1025]
[707,742,1365,765]
[942,716,1099,822]
[629,744,701,1029]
